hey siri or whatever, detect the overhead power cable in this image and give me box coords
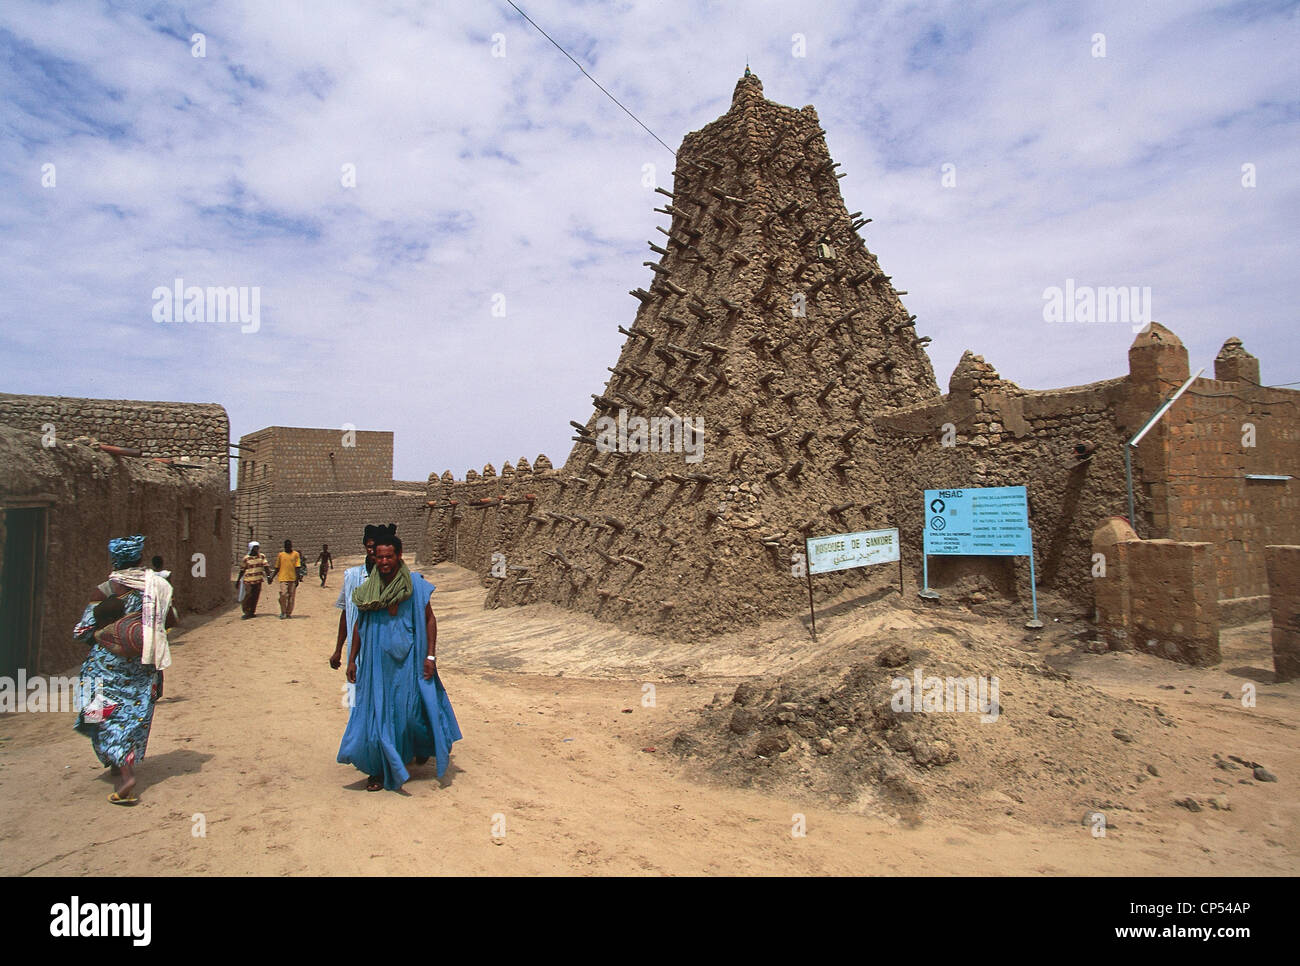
[501,0,676,157]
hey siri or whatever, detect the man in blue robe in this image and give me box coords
[337,526,461,792]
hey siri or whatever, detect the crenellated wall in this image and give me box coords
[875,353,1133,600]
[418,457,559,577]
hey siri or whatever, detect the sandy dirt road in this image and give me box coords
[1,559,1296,876]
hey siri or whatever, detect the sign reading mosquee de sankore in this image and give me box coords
[807,528,900,575]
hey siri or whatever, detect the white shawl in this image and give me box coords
[108,568,173,670]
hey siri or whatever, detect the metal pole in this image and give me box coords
[919,551,939,599]
[1125,444,1136,535]
[805,539,817,641]
[1131,367,1205,446]
[1025,534,1043,629]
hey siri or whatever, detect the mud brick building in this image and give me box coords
[420,72,1297,641]
[0,392,228,462]
[0,395,230,675]
[232,426,425,564]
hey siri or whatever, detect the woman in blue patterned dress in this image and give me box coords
[73,536,175,805]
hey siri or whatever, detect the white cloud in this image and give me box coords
[0,0,1296,480]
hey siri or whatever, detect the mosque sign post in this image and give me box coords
[803,528,902,640]
[919,485,1043,629]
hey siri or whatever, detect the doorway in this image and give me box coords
[0,507,48,681]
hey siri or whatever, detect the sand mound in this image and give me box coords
[667,626,1173,826]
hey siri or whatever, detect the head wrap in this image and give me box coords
[372,523,401,552]
[363,524,380,541]
[249,540,260,552]
[109,535,145,569]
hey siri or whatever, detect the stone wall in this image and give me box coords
[264,489,427,563]
[1266,545,1300,681]
[0,424,230,674]
[1126,539,1221,665]
[0,392,228,463]
[875,326,1298,613]
[232,479,273,557]
[876,353,1133,599]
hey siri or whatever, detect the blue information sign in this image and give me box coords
[923,486,1031,556]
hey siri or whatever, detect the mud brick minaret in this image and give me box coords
[484,72,942,636]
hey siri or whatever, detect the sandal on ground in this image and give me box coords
[108,792,139,806]
[365,776,384,792]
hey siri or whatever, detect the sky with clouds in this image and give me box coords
[2,0,1297,482]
